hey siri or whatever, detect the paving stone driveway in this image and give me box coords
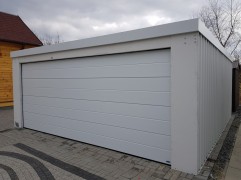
[0,129,195,180]
[0,109,227,180]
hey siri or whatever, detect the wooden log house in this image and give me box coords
[0,12,42,107]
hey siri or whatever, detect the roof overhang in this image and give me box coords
[0,39,42,46]
[11,18,233,62]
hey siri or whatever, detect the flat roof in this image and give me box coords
[11,18,232,61]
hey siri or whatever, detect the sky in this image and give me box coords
[0,0,207,42]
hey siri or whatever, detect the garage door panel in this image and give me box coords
[23,103,171,134]
[24,118,171,163]
[23,96,170,120]
[22,77,171,92]
[23,88,170,106]
[22,49,170,70]
[22,49,171,163]
[24,112,170,149]
[23,63,170,79]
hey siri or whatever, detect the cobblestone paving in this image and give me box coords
[0,108,235,180]
[0,128,217,180]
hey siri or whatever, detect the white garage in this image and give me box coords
[12,19,233,174]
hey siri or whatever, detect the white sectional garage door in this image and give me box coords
[22,49,171,163]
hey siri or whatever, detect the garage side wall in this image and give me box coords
[197,34,232,169]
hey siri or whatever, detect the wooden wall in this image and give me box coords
[240,70,241,104]
[0,42,36,107]
[232,68,240,112]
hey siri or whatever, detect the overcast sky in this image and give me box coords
[0,0,207,42]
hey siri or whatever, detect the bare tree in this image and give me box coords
[35,32,63,45]
[198,0,241,59]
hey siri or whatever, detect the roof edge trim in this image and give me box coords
[11,18,232,62]
[11,19,199,58]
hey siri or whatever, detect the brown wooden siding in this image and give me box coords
[240,71,241,104]
[0,42,37,107]
[232,68,240,112]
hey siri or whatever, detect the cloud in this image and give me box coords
[0,0,206,41]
